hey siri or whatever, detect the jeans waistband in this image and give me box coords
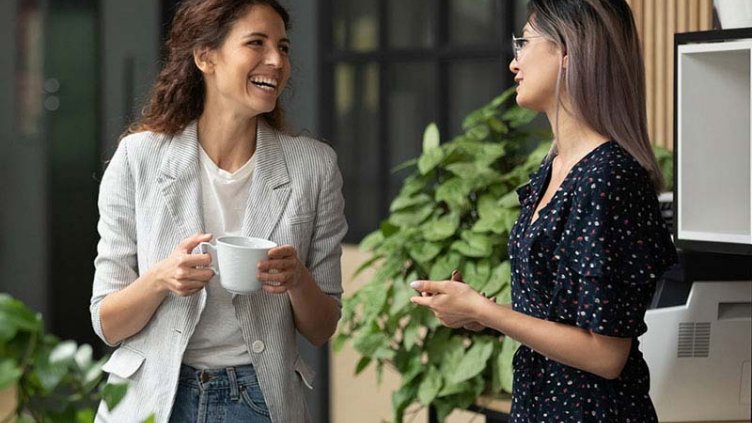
[178,363,258,390]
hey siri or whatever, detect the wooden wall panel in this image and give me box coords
[626,0,714,149]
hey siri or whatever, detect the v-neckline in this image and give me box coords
[526,141,613,229]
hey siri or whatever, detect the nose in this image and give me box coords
[265,47,284,68]
[509,57,519,74]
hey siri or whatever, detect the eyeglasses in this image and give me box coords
[512,34,544,61]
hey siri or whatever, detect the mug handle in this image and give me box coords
[198,242,219,276]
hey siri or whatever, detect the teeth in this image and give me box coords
[249,76,278,90]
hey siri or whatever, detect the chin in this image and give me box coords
[514,93,544,113]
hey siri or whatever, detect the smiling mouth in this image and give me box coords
[249,76,278,91]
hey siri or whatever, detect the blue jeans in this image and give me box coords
[169,363,271,423]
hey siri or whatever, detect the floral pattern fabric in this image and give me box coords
[507,141,677,423]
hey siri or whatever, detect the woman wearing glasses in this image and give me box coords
[411,0,676,421]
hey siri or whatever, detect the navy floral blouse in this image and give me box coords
[507,141,677,422]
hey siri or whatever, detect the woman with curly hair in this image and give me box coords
[90,1,346,421]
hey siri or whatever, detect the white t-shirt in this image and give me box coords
[182,146,255,369]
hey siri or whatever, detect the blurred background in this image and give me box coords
[0,0,718,422]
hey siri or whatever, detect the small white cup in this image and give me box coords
[199,236,277,295]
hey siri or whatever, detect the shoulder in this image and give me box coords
[574,141,654,204]
[277,131,338,171]
[115,130,171,164]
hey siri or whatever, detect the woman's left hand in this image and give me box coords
[410,280,491,328]
[257,245,307,294]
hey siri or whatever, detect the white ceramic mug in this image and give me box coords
[199,236,277,295]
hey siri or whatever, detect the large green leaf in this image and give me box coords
[408,241,442,264]
[353,324,390,357]
[389,203,433,227]
[434,177,470,210]
[392,379,419,423]
[0,294,42,342]
[429,252,462,281]
[422,122,440,152]
[446,339,494,385]
[0,358,21,390]
[355,356,373,376]
[462,259,492,290]
[483,261,511,297]
[450,231,492,258]
[422,213,460,242]
[417,365,443,405]
[417,147,444,175]
[499,336,520,392]
[102,382,128,411]
[390,193,432,213]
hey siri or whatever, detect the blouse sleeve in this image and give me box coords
[556,164,676,338]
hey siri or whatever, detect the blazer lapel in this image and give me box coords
[157,121,205,239]
[242,120,291,240]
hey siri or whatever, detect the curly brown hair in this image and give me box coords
[129,0,290,136]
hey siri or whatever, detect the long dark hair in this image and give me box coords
[130,0,290,135]
[528,0,664,190]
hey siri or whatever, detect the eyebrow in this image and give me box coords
[243,32,290,44]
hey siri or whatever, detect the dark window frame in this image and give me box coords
[319,0,517,243]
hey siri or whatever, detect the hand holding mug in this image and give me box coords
[149,233,215,297]
[257,245,307,294]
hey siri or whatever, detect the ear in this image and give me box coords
[193,46,215,74]
[562,53,569,69]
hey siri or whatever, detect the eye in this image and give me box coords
[279,44,290,54]
[247,39,264,47]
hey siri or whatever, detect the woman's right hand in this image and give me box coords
[148,233,215,296]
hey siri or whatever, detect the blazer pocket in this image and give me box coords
[294,355,315,390]
[287,212,315,225]
[102,345,146,379]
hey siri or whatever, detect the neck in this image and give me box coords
[545,102,609,163]
[197,105,258,173]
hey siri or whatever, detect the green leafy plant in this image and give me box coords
[334,88,552,422]
[0,293,131,423]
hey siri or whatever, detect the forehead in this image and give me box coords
[228,5,287,38]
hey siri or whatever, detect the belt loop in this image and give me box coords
[227,367,239,400]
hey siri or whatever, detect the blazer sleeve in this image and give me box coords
[90,140,139,347]
[307,146,348,308]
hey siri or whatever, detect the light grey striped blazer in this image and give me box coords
[90,120,346,423]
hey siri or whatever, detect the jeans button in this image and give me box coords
[252,340,265,353]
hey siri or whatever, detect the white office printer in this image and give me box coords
[640,281,752,422]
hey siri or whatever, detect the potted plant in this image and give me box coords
[0,293,132,423]
[334,88,551,422]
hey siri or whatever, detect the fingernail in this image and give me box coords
[409,281,420,289]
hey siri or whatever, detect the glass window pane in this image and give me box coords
[334,63,381,241]
[449,0,502,46]
[448,60,505,136]
[387,62,437,200]
[333,0,379,52]
[387,0,435,49]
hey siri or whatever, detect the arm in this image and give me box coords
[287,266,341,346]
[91,140,213,345]
[98,234,214,344]
[258,147,347,346]
[411,281,631,380]
[475,300,631,380]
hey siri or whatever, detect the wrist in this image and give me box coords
[287,269,313,296]
[142,268,168,296]
[474,297,495,326]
